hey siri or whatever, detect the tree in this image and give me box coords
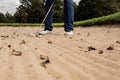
[75,0,120,21]
[5,12,14,23]
[0,12,5,22]
[15,0,45,23]
[14,6,28,23]
[14,0,77,23]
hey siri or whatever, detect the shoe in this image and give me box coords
[65,31,73,36]
[39,30,52,35]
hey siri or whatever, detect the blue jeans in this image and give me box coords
[45,0,74,32]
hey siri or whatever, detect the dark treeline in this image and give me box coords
[0,0,120,23]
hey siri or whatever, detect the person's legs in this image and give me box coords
[64,0,74,32]
[44,0,55,31]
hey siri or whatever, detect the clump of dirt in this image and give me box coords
[13,30,20,37]
[16,34,19,37]
[35,48,37,50]
[88,46,96,51]
[78,33,80,35]
[116,40,120,44]
[13,31,16,35]
[40,55,50,68]
[1,35,9,40]
[59,54,62,56]
[107,31,110,33]
[64,34,67,37]
[79,46,82,48]
[9,66,14,69]
[29,64,33,68]
[84,50,88,52]
[19,40,26,45]
[48,41,52,44]
[4,43,8,45]
[11,49,22,56]
[8,44,11,48]
[107,45,114,50]
[98,50,103,54]
[32,32,42,38]
[11,35,16,39]
[56,76,60,79]
[0,47,3,50]
[87,33,90,36]
[1,35,9,38]
[69,37,73,39]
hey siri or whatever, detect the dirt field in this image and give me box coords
[0,25,120,80]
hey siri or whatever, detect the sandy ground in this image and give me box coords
[0,25,120,80]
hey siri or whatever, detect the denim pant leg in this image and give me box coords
[64,0,74,32]
[44,0,55,31]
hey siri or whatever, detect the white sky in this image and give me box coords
[0,0,80,14]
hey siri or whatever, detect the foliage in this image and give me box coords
[75,0,120,21]
[0,0,120,23]
[0,12,120,27]
[5,12,15,23]
[14,0,45,23]
[0,12,5,22]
